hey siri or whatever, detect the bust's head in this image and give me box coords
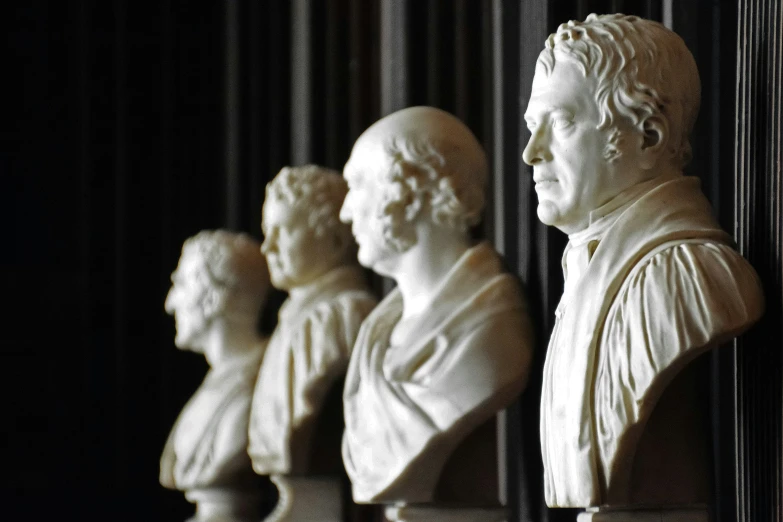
[523,14,700,234]
[340,106,487,273]
[261,165,356,291]
[165,230,269,351]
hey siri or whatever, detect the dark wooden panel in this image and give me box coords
[734,1,783,521]
[291,0,314,164]
[9,2,781,521]
[380,0,409,115]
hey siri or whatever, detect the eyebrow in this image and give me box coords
[524,106,575,122]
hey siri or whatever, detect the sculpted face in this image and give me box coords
[165,252,209,351]
[340,140,406,276]
[261,199,336,290]
[523,61,647,234]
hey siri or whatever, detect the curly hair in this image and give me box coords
[179,230,269,323]
[537,13,701,169]
[265,165,354,248]
[344,107,487,252]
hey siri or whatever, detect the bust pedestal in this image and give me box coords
[183,488,261,522]
[577,505,709,522]
[384,504,507,522]
[263,475,343,522]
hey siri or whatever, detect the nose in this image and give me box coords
[164,287,177,314]
[522,127,552,166]
[261,228,277,255]
[339,193,354,224]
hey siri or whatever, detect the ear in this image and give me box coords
[639,114,669,170]
[200,288,224,320]
[394,163,424,223]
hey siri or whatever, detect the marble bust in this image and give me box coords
[161,230,270,522]
[340,106,534,508]
[248,166,376,518]
[523,14,765,511]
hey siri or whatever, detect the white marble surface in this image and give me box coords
[340,107,534,505]
[524,14,764,508]
[161,230,270,522]
[183,488,261,522]
[263,475,343,522]
[249,166,376,478]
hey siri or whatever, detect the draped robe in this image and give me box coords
[540,176,764,507]
[342,243,534,503]
[248,265,376,475]
[160,346,266,492]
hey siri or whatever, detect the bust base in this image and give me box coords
[264,475,342,522]
[577,505,709,522]
[384,504,507,522]
[183,487,261,522]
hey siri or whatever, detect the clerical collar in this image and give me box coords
[282,264,366,322]
[558,173,680,315]
[568,173,680,248]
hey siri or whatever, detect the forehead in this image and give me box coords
[525,61,596,116]
[262,197,302,225]
[344,136,392,183]
[173,249,204,279]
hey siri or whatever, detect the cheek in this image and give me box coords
[175,312,194,334]
[286,234,315,266]
[275,234,298,260]
[354,194,378,222]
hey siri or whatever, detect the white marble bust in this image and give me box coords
[523,14,765,510]
[161,230,270,522]
[248,165,377,480]
[340,106,534,506]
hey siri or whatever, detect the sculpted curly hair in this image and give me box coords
[537,13,701,169]
[265,165,355,252]
[344,107,487,252]
[178,230,269,324]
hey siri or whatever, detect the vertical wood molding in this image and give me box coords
[224,0,241,229]
[112,0,128,491]
[380,0,409,115]
[265,1,291,182]
[453,0,469,122]
[291,0,312,164]
[490,0,517,260]
[348,0,379,143]
[734,0,783,520]
[663,0,674,29]
[378,0,409,296]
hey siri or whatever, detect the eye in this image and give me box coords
[552,117,573,130]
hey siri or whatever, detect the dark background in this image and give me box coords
[3,1,781,521]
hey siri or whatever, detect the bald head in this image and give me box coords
[342,107,487,252]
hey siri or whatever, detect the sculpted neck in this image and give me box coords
[392,223,471,321]
[200,318,262,368]
[287,261,344,303]
[560,166,683,236]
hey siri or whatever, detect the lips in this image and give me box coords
[534,179,559,190]
[351,227,366,241]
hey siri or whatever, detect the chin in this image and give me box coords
[536,203,559,227]
[173,332,192,350]
[269,272,293,291]
[356,250,376,270]
[270,279,290,292]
